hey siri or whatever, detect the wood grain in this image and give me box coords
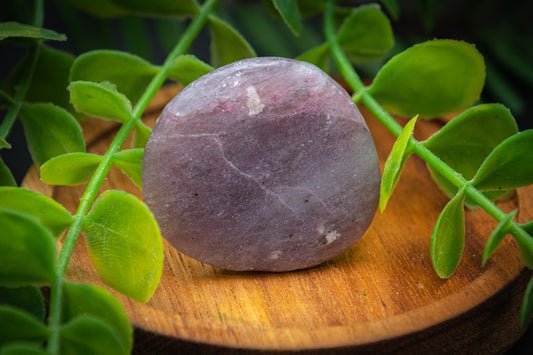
[23,84,533,354]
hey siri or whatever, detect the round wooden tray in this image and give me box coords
[23,85,532,354]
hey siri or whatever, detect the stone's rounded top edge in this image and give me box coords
[152,56,367,137]
[216,56,320,72]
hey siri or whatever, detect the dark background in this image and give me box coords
[1,0,532,353]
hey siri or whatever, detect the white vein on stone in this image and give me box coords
[211,137,298,214]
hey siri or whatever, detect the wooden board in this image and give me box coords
[23,85,533,354]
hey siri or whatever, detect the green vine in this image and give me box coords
[325,0,533,326]
[325,0,533,249]
[1,0,532,353]
[49,1,220,353]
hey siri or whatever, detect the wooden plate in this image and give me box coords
[23,85,532,354]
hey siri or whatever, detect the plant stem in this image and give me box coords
[132,0,218,119]
[324,0,533,251]
[0,0,44,142]
[45,0,220,352]
[45,277,63,354]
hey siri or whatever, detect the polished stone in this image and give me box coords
[143,57,380,271]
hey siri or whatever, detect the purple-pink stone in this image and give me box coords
[142,57,380,272]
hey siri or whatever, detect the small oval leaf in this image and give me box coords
[0,306,49,347]
[0,159,16,187]
[272,0,303,36]
[112,149,143,188]
[132,121,151,149]
[19,102,85,166]
[0,187,73,238]
[0,342,49,355]
[0,208,57,286]
[0,22,66,41]
[368,39,485,118]
[482,209,518,266]
[208,16,256,68]
[0,137,11,149]
[337,4,394,64]
[381,0,400,19]
[59,315,126,355]
[40,152,102,186]
[471,130,533,191]
[62,282,132,354]
[296,44,330,72]
[70,50,158,105]
[24,46,76,116]
[68,81,132,122]
[430,191,466,278]
[82,190,163,302]
[380,115,417,212]
[0,286,45,322]
[166,54,214,87]
[521,277,533,327]
[423,104,518,206]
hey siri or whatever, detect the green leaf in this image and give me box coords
[112,149,143,188]
[423,104,518,207]
[208,16,256,68]
[82,190,163,302]
[368,39,485,118]
[0,158,16,187]
[68,81,132,122]
[0,187,73,238]
[0,208,57,286]
[109,0,200,17]
[430,191,466,278]
[0,306,49,347]
[0,137,11,149]
[0,286,45,322]
[167,54,214,86]
[25,46,76,116]
[3,46,74,112]
[482,209,518,266]
[0,22,66,41]
[521,277,533,327]
[40,152,102,186]
[70,50,158,104]
[19,102,85,166]
[518,222,533,269]
[471,130,533,191]
[296,44,330,71]
[381,0,400,19]
[337,4,394,64]
[60,315,126,355]
[380,115,417,212]
[0,343,49,355]
[62,282,132,354]
[132,120,151,149]
[272,0,303,36]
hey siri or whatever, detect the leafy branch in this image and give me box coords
[51,0,221,347]
[325,0,533,326]
[0,0,47,184]
[1,0,220,353]
[1,0,533,353]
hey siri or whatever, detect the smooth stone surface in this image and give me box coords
[142,57,380,271]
